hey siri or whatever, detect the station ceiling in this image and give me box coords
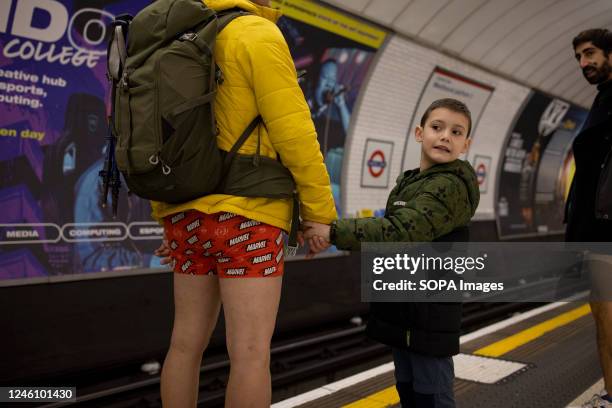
[323,0,610,108]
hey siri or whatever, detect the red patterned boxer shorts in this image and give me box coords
[163,210,285,278]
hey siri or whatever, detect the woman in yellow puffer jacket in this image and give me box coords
[154,0,337,406]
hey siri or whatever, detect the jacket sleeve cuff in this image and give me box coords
[330,220,338,243]
[331,218,361,251]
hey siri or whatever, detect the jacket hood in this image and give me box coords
[203,0,282,22]
[400,160,480,217]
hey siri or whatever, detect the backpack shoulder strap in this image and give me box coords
[189,9,248,59]
[216,8,251,32]
[222,116,262,173]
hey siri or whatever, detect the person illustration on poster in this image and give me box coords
[518,99,570,229]
[275,12,380,224]
[307,57,353,221]
[308,58,351,154]
[41,94,107,227]
[73,154,144,272]
[37,92,149,273]
[518,139,540,228]
[39,93,109,274]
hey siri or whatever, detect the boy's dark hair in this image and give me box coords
[572,28,612,54]
[420,98,472,137]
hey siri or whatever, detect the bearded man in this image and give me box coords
[567,28,612,408]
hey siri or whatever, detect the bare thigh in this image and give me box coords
[171,273,222,352]
[590,301,612,326]
[587,254,612,302]
[220,277,283,360]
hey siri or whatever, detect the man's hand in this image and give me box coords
[154,230,173,266]
[302,221,331,241]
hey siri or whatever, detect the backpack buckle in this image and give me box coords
[120,70,129,89]
[215,68,224,85]
[179,32,198,42]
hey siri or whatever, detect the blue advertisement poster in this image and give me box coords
[0,0,159,280]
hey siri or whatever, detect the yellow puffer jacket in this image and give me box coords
[150,0,338,231]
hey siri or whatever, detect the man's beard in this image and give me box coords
[583,59,612,84]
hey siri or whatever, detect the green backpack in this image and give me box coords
[102,0,300,252]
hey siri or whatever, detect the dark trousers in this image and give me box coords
[393,348,455,408]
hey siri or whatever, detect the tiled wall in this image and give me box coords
[343,35,532,221]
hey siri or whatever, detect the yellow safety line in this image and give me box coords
[342,386,399,408]
[475,304,591,357]
[341,304,591,407]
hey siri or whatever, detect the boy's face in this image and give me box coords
[415,107,471,170]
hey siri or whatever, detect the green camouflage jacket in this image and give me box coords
[331,160,480,250]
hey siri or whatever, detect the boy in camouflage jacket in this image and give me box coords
[302,98,480,407]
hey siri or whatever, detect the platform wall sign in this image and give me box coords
[473,155,491,194]
[361,139,393,188]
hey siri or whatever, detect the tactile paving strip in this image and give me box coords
[457,314,600,408]
[453,353,532,384]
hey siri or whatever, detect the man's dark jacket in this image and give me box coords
[565,80,612,241]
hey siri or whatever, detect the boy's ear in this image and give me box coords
[461,137,472,154]
[415,126,423,142]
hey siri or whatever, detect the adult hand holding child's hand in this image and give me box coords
[300,221,332,258]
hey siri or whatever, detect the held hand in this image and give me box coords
[154,230,173,266]
[305,235,331,259]
[296,229,319,259]
[301,221,331,241]
[300,221,332,259]
[296,229,326,259]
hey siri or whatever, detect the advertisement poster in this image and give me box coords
[496,92,588,239]
[0,0,159,281]
[401,67,494,170]
[0,0,386,282]
[273,0,386,217]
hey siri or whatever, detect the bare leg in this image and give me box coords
[220,276,283,408]
[591,301,612,395]
[588,254,612,396]
[161,273,221,408]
